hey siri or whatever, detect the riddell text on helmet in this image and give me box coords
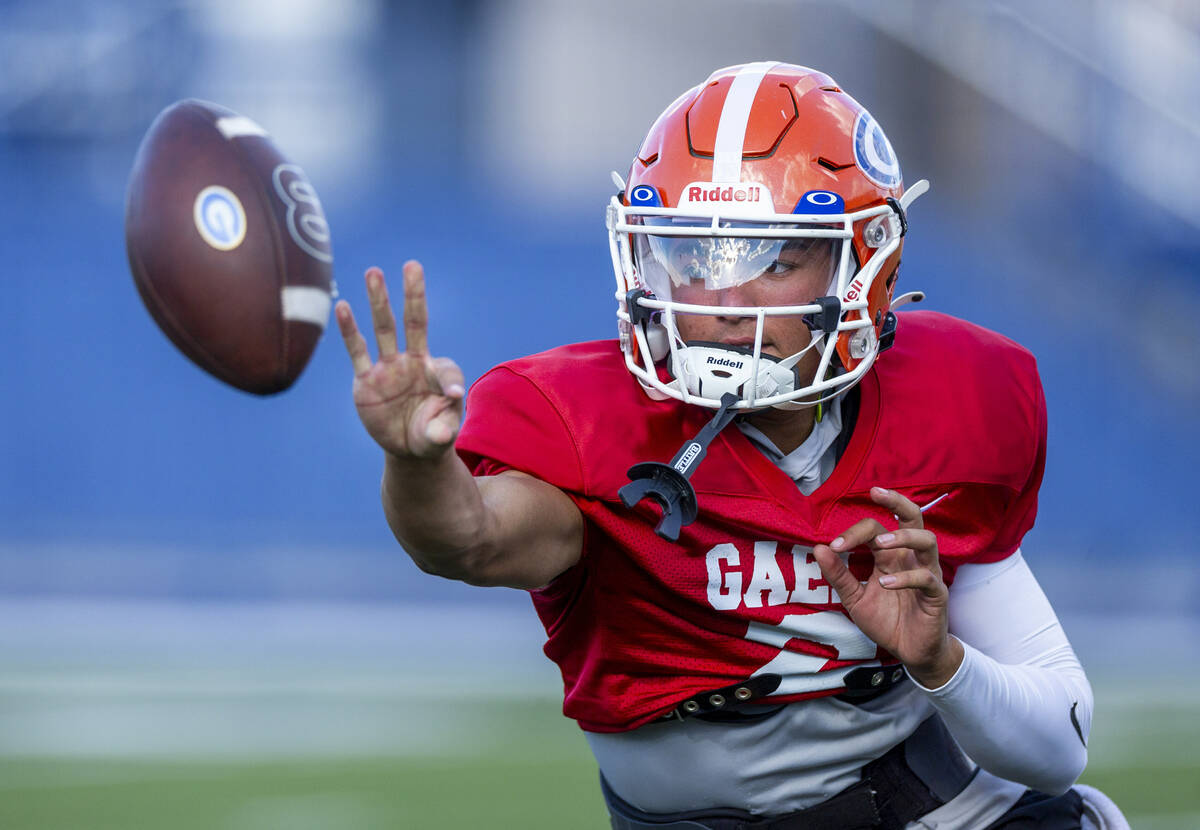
[686,185,763,203]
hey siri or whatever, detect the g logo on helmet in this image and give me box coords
[193,186,247,251]
[852,111,902,189]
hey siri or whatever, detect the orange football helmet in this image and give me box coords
[608,62,928,410]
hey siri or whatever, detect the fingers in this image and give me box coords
[365,266,400,360]
[828,487,940,571]
[873,527,939,567]
[870,486,923,530]
[424,421,454,447]
[828,492,937,561]
[828,517,888,555]
[878,567,946,599]
[402,260,429,356]
[335,300,373,377]
[418,358,466,450]
[410,380,465,455]
[422,406,460,447]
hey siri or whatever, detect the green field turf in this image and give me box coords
[0,697,609,830]
[0,755,608,830]
[1,693,1197,830]
[2,601,1196,829]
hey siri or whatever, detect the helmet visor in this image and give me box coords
[632,218,842,305]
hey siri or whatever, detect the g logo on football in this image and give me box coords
[272,164,333,264]
[193,186,247,251]
[852,111,902,189]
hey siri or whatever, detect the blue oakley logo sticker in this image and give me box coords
[629,185,662,207]
[793,190,845,214]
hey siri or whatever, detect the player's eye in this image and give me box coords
[774,239,831,272]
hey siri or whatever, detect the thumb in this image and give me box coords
[812,544,864,608]
[408,396,462,457]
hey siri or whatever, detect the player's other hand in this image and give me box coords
[812,487,964,688]
[336,261,466,460]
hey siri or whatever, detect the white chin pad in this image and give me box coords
[672,344,800,403]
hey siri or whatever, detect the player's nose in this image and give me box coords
[712,284,757,322]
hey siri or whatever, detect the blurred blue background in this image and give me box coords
[2,0,1197,607]
[1,4,1199,821]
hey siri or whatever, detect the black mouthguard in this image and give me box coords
[619,392,741,541]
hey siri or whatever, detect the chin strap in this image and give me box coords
[619,392,741,542]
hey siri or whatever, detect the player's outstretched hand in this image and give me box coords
[335,261,466,460]
[812,487,964,688]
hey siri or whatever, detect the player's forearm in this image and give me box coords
[912,641,1090,794]
[380,450,493,579]
[381,452,583,589]
[916,552,1093,794]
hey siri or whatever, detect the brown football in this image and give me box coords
[125,99,334,395]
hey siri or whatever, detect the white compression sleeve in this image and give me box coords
[910,550,1092,795]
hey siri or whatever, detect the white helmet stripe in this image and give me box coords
[710,61,779,182]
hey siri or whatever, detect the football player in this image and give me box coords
[337,63,1129,829]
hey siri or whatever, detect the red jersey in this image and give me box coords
[456,311,1047,733]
